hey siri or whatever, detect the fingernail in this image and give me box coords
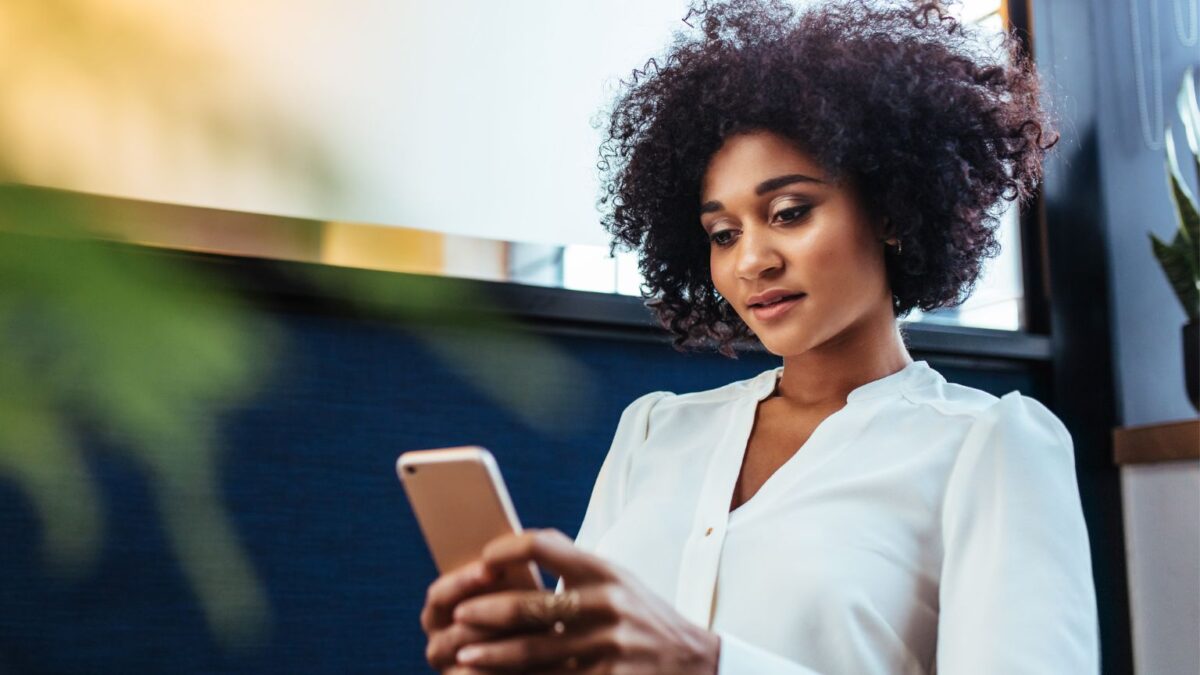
[457,645,483,664]
[453,605,470,622]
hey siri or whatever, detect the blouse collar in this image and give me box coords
[752,360,936,403]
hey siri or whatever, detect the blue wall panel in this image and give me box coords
[0,307,1035,673]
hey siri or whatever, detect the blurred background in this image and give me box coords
[0,0,1195,673]
[0,0,1025,328]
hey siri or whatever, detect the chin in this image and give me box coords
[750,325,812,358]
[751,311,850,357]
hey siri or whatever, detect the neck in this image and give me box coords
[774,306,912,407]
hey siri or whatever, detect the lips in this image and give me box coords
[748,292,806,321]
[749,293,805,308]
[747,288,807,307]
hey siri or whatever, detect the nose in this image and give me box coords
[735,225,783,281]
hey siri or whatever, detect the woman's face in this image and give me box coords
[700,130,893,357]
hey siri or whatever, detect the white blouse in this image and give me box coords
[570,360,1099,674]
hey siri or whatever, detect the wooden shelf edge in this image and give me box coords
[1113,418,1200,465]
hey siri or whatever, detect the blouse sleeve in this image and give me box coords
[556,391,672,595]
[937,392,1100,674]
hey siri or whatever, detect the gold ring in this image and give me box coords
[520,589,582,627]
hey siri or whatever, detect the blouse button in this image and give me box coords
[705,527,713,536]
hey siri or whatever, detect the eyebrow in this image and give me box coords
[700,173,824,214]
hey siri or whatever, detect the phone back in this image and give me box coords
[397,447,541,589]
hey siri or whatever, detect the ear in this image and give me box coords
[875,216,897,244]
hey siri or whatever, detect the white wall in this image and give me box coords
[1120,462,1200,675]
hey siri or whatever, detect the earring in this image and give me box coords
[884,238,902,255]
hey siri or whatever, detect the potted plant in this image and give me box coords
[1151,66,1200,412]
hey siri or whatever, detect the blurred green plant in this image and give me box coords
[0,0,326,650]
[0,187,277,648]
[1151,66,1200,322]
[0,0,596,657]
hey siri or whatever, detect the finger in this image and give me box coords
[441,667,496,675]
[453,587,618,631]
[482,529,616,586]
[427,621,510,670]
[529,662,607,675]
[454,628,615,671]
[422,561,496,633]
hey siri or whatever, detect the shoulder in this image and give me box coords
[613,368,773,436]
[646,369,772,407]
[899,372,1074,468]
[902,377,1001,420]
[964,390,1074,453]
[906,375,1068,439]
[941,390,1077,496]
[619,369,776,412]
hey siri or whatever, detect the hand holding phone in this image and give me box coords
[398,446,545,671]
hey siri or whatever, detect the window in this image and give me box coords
[511,0,1027,331]
[10,0,1027,332]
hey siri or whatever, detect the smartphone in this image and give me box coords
[396,446,543,591]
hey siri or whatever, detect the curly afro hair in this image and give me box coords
[597,0,1058,357]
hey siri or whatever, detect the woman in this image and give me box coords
[422,0,1099,672]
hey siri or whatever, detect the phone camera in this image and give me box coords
[404,465,417,475]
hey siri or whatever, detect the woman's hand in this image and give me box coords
[450,529,720,674]
[421,559,520,673]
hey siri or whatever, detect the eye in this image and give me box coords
[709,229,738,247]
[773,204,812,223]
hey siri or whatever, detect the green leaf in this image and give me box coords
[1176,66,1199,184]
[1151,232,1200,320]
[1167,125,1200,244]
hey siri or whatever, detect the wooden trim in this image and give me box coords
[1113,419,1200,465]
